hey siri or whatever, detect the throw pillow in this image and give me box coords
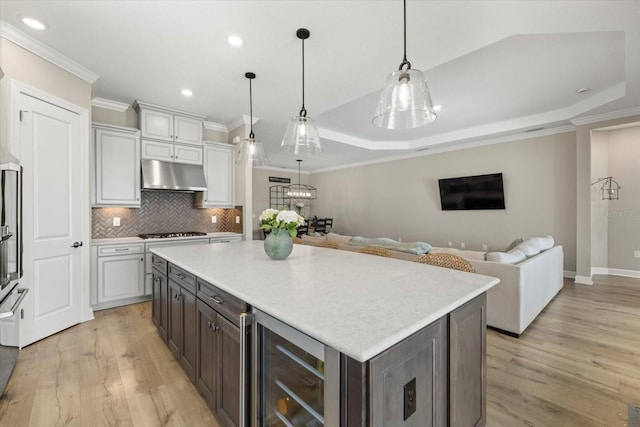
[486,249,526,264]
[505,237,524,251]
[532,235,554,250]
[415,253,475,272]
[515,242,540,257]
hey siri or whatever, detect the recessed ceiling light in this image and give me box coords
[181,88,193,97]
[576,87,590,94]
[21,16,47,30]
[433,105,442,112]
[228,35,243,47]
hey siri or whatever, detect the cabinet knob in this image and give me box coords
[176,273,186,280]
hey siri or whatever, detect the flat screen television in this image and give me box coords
[438,173,505,210]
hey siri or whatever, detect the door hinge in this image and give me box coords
[19,110,29,122]
[21,308,24,319]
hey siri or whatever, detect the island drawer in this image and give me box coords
[197,278,248,325]
[151,255,168,274]
[168,263,196,294]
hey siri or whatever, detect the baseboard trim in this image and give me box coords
[563,270,576,279]
[591,267,640,279]
[574,275,594,285]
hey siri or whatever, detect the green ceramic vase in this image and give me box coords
[264,228,293,260]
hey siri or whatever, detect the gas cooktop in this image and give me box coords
[138,231,207,239]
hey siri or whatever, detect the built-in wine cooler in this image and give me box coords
[252,309,339,427]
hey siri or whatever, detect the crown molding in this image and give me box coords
[570,106,640,126]
[0,21,99,84]
[227,114,259,132]
[91,97,130,112]
[203,120,228,132]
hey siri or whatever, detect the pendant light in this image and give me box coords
[244,72,268,167]
[285,159,317,200]
[373,0,437,129]
[591,176,621,200]
[281,28,322,155]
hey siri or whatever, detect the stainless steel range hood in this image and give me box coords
[141,159,207,192]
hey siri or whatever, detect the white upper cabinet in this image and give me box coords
[92,123,141,207]
[135,101,204,145]
[174,115,202,145]
[141,140,203,165]
[195,142,235,208]
[139,109,174,142]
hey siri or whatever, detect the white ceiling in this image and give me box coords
[1,1,639,172]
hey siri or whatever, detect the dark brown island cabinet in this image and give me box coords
[151,254,487,427]
[151,254,249,427]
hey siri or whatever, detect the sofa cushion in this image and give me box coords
[326,232,353,244]
[430,247,486,261]
[486,249,527,264]
[301,234,327,244]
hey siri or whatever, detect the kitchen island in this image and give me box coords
[151,241,499,427]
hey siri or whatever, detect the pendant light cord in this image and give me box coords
[300,37,307,117]
[399,0,411,71]
[249,77,255,139]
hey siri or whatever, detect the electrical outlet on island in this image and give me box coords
[482,243,488,251]
[460,242,465,249]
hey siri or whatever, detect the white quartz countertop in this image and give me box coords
[152,241,499,362]
[92,232,243,245]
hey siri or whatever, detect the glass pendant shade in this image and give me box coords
[373,68,437,129]
[247,139,268,167]
[281,115,322,155]
[281,28,322,155]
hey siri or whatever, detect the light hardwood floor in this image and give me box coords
[0,275,638,426]
[487,275,640,427]
[0,302,220,427]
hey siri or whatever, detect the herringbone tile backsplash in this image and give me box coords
[92,191,243,239]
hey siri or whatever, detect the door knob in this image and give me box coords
[71,241,83,248]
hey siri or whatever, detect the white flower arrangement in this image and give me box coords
[259,208,305,238]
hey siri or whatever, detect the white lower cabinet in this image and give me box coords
[92,237,242,311]
[92,243,146,310]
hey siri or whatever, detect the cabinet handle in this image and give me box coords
[153,276,160,283]
[208,295,224,304]
[176,273,186,280]
[114,248,128,252]
[140,258,143,261]
[154,261,163,266]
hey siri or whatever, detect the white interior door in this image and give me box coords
[17,90,84,346]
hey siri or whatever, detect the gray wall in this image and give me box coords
[0,38,92,153]
[310,132,578,271]
[607,125,640,271]
[92,105,138,128]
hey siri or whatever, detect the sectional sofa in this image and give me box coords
[298,233,564,337]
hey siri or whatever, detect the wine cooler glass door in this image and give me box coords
[253,309,339,427]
